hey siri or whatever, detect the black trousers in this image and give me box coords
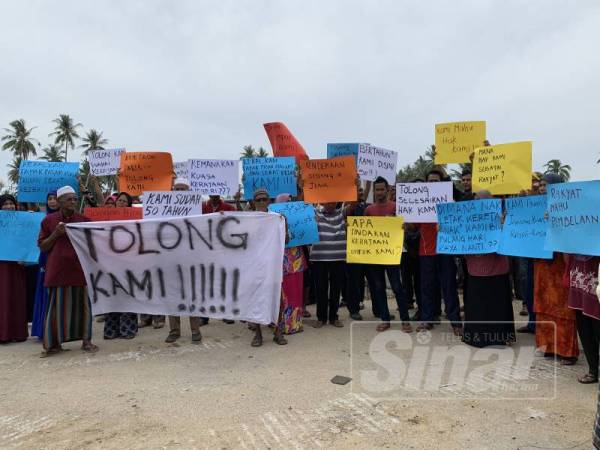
[346,263,366,315]
[401,254,421,308]
[576,311,600,378]
[313,261,345,323]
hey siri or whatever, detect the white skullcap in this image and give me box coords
[57,185,76,198]
[173,178,190,187]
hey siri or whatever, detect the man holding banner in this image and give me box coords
[38,186,98,356]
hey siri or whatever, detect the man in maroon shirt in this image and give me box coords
[365,176,412,333]
[202,192,242,214]
[38,186,98,356]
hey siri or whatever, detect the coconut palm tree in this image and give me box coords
[79,129,108,155]
[543,159,572,181]
[1,119,39,160]
[241,145,256,158]
[256,147,269,157]
[49,114,83,161]
[7,155,22,185]
[39,144,66,162]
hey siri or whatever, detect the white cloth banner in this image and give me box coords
[396,182,454,222]
[357,144,397,183]
[188,159,239,196]
[66,212,285,325]
[88,148,126,176]
[142,191,203,218]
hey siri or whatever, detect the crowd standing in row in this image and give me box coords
[1,164,599,389]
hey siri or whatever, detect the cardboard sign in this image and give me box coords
[499,195,552,259]
[545,181,600,256]
[89,148,125,176]
[268,201,319,248]
[395,182,453,223]
[346,216,404,265]
[188,159,239,197]
[66,212,285,325]
[0,211,45,263]
[242,157,297,200]
[263,122,308,163]
[436,199,502,254]
[143,191,203,218]
[118,152,174,196]
[84,207,143,222]
[17,160,80,203]
[472,141,532,195]
[327,143,360,163]
[357,144,397,183]
[300,156,357,203]
[434,121,486,164]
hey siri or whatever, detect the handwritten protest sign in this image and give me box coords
[544,181,600,256]
[434,121,486,164]
[472,141,532,195]
[242,157,297,200]
[66,212,285,324]
[189,159,239,197]
[173,161,189,180]
[17,160,80,203]
[0,211,44,263]
[498,195,552,259]
[300,156,357,203]
[143,191,203,218]
[346,216,404,265]
[357,144,397,183]
[84,207,143,222]
[268,202,319,248]
[436,199,502,254]
[263,122,308,163]
[327,143,360,162]
[395,182,453,222]
[89,148,125,176]
[118,152,173,196]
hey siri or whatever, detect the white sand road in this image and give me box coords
[0,301,596,449]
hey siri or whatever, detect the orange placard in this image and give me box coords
[84,207,143,222]
[263,122,309,164]
[118,152,173,196]
[300,156,357,203]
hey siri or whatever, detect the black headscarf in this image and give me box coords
[0,194,18,209]
[46,191,58,215]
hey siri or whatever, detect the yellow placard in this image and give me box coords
[346,216,404,265]
[472,141,532,195]
[434,121,486,164]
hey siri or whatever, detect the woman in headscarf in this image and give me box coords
[102,192,139,340]
[104,194,117,207]
[461,190,516,347]
[31,192,59,340]
[275,193,307,334]
[0,194,29,343]
[534,173,579,364]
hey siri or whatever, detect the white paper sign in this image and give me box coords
[396,181,454,223]
[142,191,203,218]
[357,144,397,183]
[174,161,189,179]
[66,212,285,325]
[189,159,239,196]
[88,148,126,176]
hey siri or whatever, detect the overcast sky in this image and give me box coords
[1,0,599,185]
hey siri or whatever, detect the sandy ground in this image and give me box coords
[0,300,597,450]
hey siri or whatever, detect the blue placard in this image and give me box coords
[544,181,600,256]
[0,211,45,263]
[18,160,79,203]
[242,157,297,200]
[436,199,502,254]
[268,201,319,248]
[498,195,553,259]
[327,143,359,162]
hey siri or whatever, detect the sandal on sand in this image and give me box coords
[273,335,288,345]
[302,310,311,318]
[81,343,99,353]
[251,334,263,347]
[39,347,62,358]
[578,373,598,384]
[560,357,577,366]
[376,323,391,332]
[401,323,413,333]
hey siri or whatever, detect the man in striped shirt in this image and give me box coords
[310,202,346,328]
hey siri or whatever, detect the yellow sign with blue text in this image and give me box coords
[435,121,486,164]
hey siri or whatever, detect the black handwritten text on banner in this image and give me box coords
[66,213,285,324]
